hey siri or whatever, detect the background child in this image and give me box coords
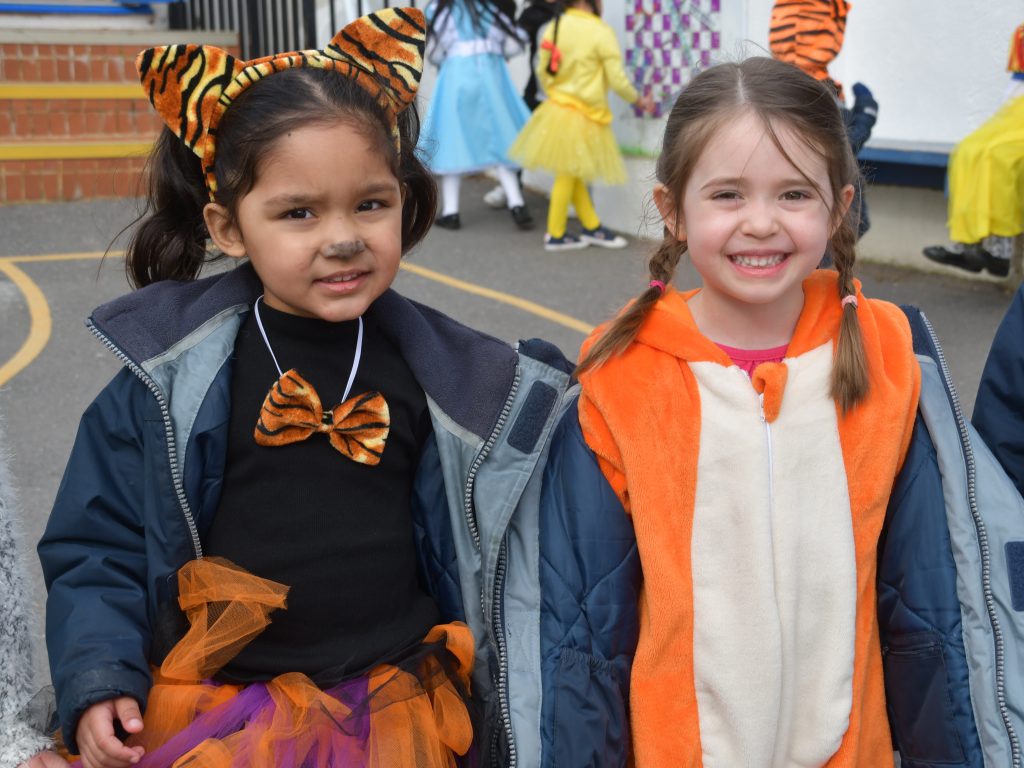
[923,23,1024,277]
[576,57,920,766]
[509,0,654,251]
[419,0,534,231]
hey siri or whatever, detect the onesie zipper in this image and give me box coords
[87,320,204,561]
[920,311,1020,766]
[758,391,775,500]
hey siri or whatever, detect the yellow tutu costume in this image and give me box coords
[947,96,1024,245]
[947,25,1024,244]
[509,8,637,185]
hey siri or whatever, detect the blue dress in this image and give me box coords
[419,1,531,174]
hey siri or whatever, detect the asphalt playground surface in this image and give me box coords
[1,175,1019,685]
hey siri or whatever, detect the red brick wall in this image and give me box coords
[0,43,146,83]
[0,38,239,204]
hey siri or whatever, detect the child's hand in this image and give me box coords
[18,751,70,768]
[636,94,657,114]
[75,697,145,768]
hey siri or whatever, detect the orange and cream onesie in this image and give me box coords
[578,271,920,768]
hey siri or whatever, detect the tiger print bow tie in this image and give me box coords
[254,370,389,465]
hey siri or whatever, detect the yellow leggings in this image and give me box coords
[548,174,601,237]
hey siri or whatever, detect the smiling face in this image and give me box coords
[658,109,852,345]
[204,119,404,322]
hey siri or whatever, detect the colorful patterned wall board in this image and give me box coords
[625,0,720,117]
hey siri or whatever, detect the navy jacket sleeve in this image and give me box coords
[538,401,640,767]
[38,369,155,753]
[973,284,1024,496]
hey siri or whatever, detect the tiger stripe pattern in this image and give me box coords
[136,7,425,197]
[255,369,390,466]
[769,0,849,96]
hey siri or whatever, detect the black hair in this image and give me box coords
[545,0,599,75]
[427,0,520,43]
[123,67,436,288]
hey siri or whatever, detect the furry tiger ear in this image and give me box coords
[135,7,425,199]
[322,7,426,113]
[136,45,244,168]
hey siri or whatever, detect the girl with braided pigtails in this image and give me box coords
[576,57,922,766]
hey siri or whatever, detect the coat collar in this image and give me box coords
[90,261,520,441]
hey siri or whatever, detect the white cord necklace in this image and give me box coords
[253,295,364,403]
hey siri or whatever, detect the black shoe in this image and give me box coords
[510,205,534,230]
[975,245,1011,277]
[435,213,461,230]
[922,244,984,273]
[923,244,1011,277]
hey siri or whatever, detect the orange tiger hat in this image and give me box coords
[769,0,850,98]
[136,7,425,198]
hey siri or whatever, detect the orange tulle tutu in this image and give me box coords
[64,557,475,767]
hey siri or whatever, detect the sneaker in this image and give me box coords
[434,213,461,230]
[510,204,534,230]
[544,233,588,252]
[483,185,507,209]
[580,225,628,248]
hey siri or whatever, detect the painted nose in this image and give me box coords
[321,239,366,258]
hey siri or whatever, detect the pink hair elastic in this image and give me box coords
[841,295,858,310]
[649,280,666,293]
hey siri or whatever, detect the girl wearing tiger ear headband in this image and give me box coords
[38,8,628,767]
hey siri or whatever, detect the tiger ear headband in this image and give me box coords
[136,7,425,200]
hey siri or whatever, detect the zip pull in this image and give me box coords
[758,391,767,423]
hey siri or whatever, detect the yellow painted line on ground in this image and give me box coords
[0,83,143,100]
[0,142,152,161]
[5,251,112,263]
[0,259,51,387]
[400,261,594,334]
[0,251,592,386]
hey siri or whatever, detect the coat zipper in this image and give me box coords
[920,312,1020,767]
[87,320,204,561]
[460,353,521,767]
[492,536,513,768]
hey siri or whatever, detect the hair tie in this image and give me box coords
[649,280,666,293]
[841,294,858,310]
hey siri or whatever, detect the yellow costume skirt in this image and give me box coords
[509,100,627,184]
[64,558,475,768]
[948,94,1024,243]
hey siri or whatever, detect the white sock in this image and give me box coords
[496,166,525,208]
[442,174,461,216]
